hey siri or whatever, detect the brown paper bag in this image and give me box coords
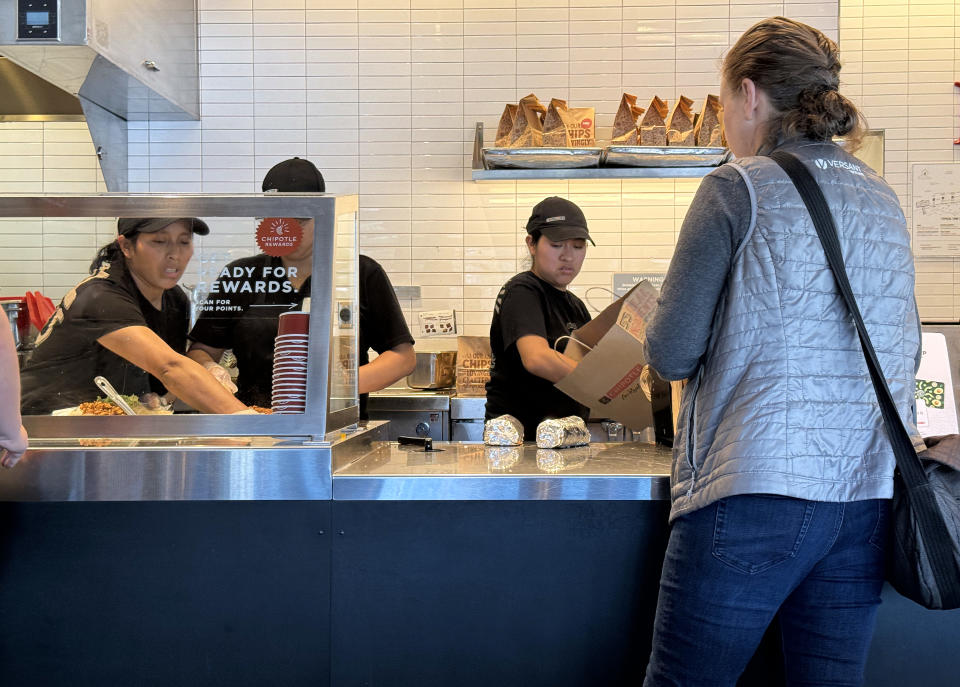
[509,93,546,148]
[455,336,492,397]
[566,107,595,147]
[542,99,572,147]
[611,93,645,146]
[640,96,669,146]
[556,281,667,432]
[667,95,696,146]
[495,104,519,147]
[693,94,723,147]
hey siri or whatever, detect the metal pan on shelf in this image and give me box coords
[483,147,603,169]
[602,146,730,168]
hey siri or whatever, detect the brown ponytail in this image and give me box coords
[89,240,123,274]
[723,17,866,151]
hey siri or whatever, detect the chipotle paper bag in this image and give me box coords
[693,94,723,147]
[555,281,670,434]
[509,93,546,148]
[495,104,519,147]
[542,98,572,147]
[612,93,645,146]
[456,335,492,397]
[566,107,595,147]
[640,96,669,146]
[667,95,696,146]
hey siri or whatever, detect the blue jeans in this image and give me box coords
[644,495,890,687]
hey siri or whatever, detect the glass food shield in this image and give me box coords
[0,193,359,440]
[329,210,358,416]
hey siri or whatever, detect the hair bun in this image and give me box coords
[723,17,865,150]
[797,88,856,139]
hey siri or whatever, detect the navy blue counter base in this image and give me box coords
[331,500,671,686]
[0,500,956,685]
[0,502,333,687]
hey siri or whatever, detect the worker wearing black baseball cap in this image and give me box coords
[484,196,594,440]
[20,217,249,415]
[524,196,595,246]
[188,157,415,414]
[261,156,326,193]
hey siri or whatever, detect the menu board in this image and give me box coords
[913,163,960,257]
[916,332,960,437]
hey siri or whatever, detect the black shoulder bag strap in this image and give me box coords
[771,150,960,604]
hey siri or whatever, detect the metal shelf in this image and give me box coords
[472,166,715,180]
[470,122,721,182]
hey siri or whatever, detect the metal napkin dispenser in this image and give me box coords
[406,351,457,390]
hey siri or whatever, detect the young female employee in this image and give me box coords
[484,196,593,440]
[20,218,248,415]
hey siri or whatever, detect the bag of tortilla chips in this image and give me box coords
[640,96,669,146]
[612,93,645,145]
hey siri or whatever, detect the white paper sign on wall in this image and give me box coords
[913,163,960,257]
[418,310,457,337]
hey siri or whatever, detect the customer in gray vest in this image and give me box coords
[641,17,923,687]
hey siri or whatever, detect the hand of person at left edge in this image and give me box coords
[0,424,28,468]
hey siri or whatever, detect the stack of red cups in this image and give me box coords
[271,312,309,414]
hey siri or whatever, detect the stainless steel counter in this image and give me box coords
[0,423,389,502]
[332,441,672,501]
[0,421,673,502]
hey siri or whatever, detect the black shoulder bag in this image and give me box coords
[771,150,960,610]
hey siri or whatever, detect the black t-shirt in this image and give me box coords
[189,254,309,408]
[357,255,415,419]
[189,254,414,415]
[485,271,591,440]
[20,259,189,414]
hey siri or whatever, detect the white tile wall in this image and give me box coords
[0,121,109,301]
[160,0,842,338]
[841,0,960,321]
[3,1,959,331]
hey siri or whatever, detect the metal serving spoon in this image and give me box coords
[94,376,137,416]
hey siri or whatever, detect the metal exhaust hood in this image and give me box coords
[0,0,200,191]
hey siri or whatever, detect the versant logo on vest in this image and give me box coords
[814,158,864,177]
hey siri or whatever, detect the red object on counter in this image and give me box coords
[955,82,960,145]
[22,291,57,332]
[24,292,43,331]
[34,291,56,325]
[0,296,30,342]
[272,314,309,413]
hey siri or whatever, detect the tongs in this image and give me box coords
[94,376,137,416]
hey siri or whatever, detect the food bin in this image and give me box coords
[406,351,457,389]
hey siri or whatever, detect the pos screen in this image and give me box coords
[18,0,59,40]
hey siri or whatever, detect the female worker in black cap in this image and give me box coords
[20,217,250,415]
[484,196,594,440]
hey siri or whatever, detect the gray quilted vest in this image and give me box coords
[670,140,923,522]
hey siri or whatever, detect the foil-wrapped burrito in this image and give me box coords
[535,416,590,449]
[484,414,524,446]
[486,446,521,472]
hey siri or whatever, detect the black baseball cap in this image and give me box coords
[526,196,595,245]
[262,157,326,192]
[117,217,210,237]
